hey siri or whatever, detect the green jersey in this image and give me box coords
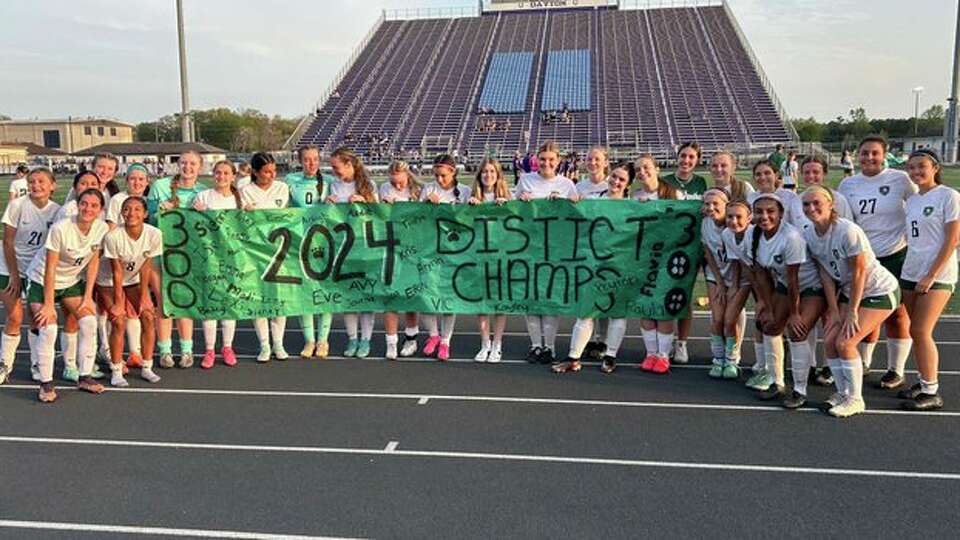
[147,176,206,223]
[284,172,330,208]
[768,151,786,171]
[662,172,708,200]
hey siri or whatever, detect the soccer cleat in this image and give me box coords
[708,361,724,379]
[757,383,787,401]
[437,343,450,361]
[399,335,418,357]
[126,353,143,369]
[877,370,904,390]
[62,366,80,383]
[222,347,237,367]
[897,383,922,400]
[900,393,944,411]
[828,396,866,418]
[201,350,216,370]
[525,346,542,364]
[90,365,106,379]
[256,346,272,363]
[600,355,616,374]
[583,341,606,361]
[122,363,129,375]
[385,340,398,360]
[110,372,129,388]
[672,341,689,364]
[819,392,845,412]
[650,356,670,374]
[474,345,490,363]
[551,358,582,373]
[158,352,175,369]
[814,366,834,386]
[178,353,194,369]
[342,339,359,357]
[141,368,161,383]
[355,340,370,359]
[274,347,290,361]
[38,386,57,403]
[537,347,556,365]
[638,354,657,372]
[314,341,329,359]
[0,365,9,385]
[722,362,740,379]
[487,348,502,364]
[782,390,806,409]
[745,372,774,391]
[77,377,105,394]
[423,336,441,357]
[300,341,316,358]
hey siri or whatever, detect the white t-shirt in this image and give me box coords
[378,182,415,203]
[96,224,163,287]
[803,218,898,299]
[902,185,960,284]
[0,197,61,278]
[194,188,241,210]
[781,160,799,187]
[576,178,609,200]
[515,172,577,200]
[241,181,289,210]
[8,177,28,198]
[106,192,129,224]
[26,216,109,290]
[701,218,742,286]
[838,168,917,257]
[420,182,472,204]
[755,221,820,290]
[327,179,378,203]
[748,188,800,227]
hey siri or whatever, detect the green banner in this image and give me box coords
[159,200,703,320]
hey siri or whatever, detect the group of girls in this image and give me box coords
[3,137,954,415]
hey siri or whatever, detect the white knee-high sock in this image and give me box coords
[806,326,819,367]
[421,314,438,337]
[641,328,657,358]
[28,331,38,372]
[752,341,765,372]
[360,313,375,341]
[737,309,747,339]
[61,332,78,370]
[202,320,218,350]
[858,341,877,371]
[604,319,627,357]
[0,332,20,370]
[36,325,58,382]
[568,318,594,359]
[525,315,542,348]
[827,357,845,395]
[789,339,812,396]
[440,314,456,344]
[221,320,236,348]
[343,313,359,339]
[125,318,142,355]
[253,318,270,347]
[887,338,912,376]
[656,331,674,358]
[270,317,287,349]
[77,315,98,376]
[763,334,785,386]
[97,314,110,354]
[542,315,559,351]
[842,357,864,400]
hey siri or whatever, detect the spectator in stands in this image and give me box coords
[781,151,799,191]
[512,152,523,184]
[768,144,786,171]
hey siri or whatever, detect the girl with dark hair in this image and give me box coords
[0,168,60,384]
[193,160,244,368]
[801,186,899,416]
[26,189,109,402]
[95,197,162,385]
[327,148,378,358]
[898,149,960,410]
[380,161,421,359]
[837,136,917,389]
[285,146,333,359]
[419,154,471,361]
[242,152,291,363]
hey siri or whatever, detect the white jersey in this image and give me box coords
[241,181,289,210]
[803,218,898,299]
[9,177,28,198]
[755,222,820,290]
[747,188,800,227]
[194,189,240,210]
[902,185,960,284]
[576,178,608,200]
[96,224,163,287]
[781,161,799,187]
[106,192,129,224]
[722,225,754,267]
[26,216,109,290]
[633,190,660,202]
[378,182,415,203]
[0,197,61,278]
[327,179,378,203]
[701,219,737,286]
[838,168,917,257]
[789,188,854,231]
[515,172,577,200]
[236,176,252,189]
[420,182,471,204]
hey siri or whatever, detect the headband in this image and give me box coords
[909,148,941,166]
[126,163,150,177]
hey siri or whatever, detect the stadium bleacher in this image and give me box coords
[292,2,795,161]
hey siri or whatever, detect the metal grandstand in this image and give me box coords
[285,0,797,161]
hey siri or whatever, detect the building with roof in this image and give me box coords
[0,118,134,154]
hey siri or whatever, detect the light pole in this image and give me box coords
[913,86,924,137]
[946,0,960,163]
[176,0,193,143]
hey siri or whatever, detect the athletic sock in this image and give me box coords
[789,339,812,396]
[27,331,38,372]
[270,317,287,349]
[887,338,912,376]
[62,332,78,369]
[641,328,658,357]
[921,378,940,395]
[752,341,765,371]
[221,320,236,348]
[157,339,172,355]
[125,318,142,355]
[806,326,819,367]
[737,308,747,339]
[709,335,724,359]
[422,314,438,337]
[385,334,398,347]
[568,318,594,359]
[604,319,626,357]
[858,341,877,371]
[97,314,110,355]
[404,325,419,339]
[179,339,193,355]
[842,357,864,400]
[77,315,98,376]
[300,315,315,343]
[827,357,846,395]
[542,316,559,352]
[254,318,270,345]
[439,314,455,343]
[763,334,785,386]
[0,332,20,370]
[36,325,58,382]
[724,336,740,364]
[656,332,674,359]
[525,315,543,348]
[318,313,333,341]
[360,313,375,341]
[202,320,218,350]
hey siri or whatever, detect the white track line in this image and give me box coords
[0,435,957,481]
[0,520,360,539]
[3,384,957,417]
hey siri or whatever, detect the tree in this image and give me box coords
[792,117,825,142]
[921,104,945,121]
[135,108,302,152]
[0,113,10,121]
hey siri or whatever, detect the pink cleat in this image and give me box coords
[437,343,450,361]
[222,347,237,367]
[201,350,216,370]
[423,336,442,357]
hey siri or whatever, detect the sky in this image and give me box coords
[1,0,956,124]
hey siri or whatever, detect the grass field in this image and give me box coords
[4,166,959,313]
